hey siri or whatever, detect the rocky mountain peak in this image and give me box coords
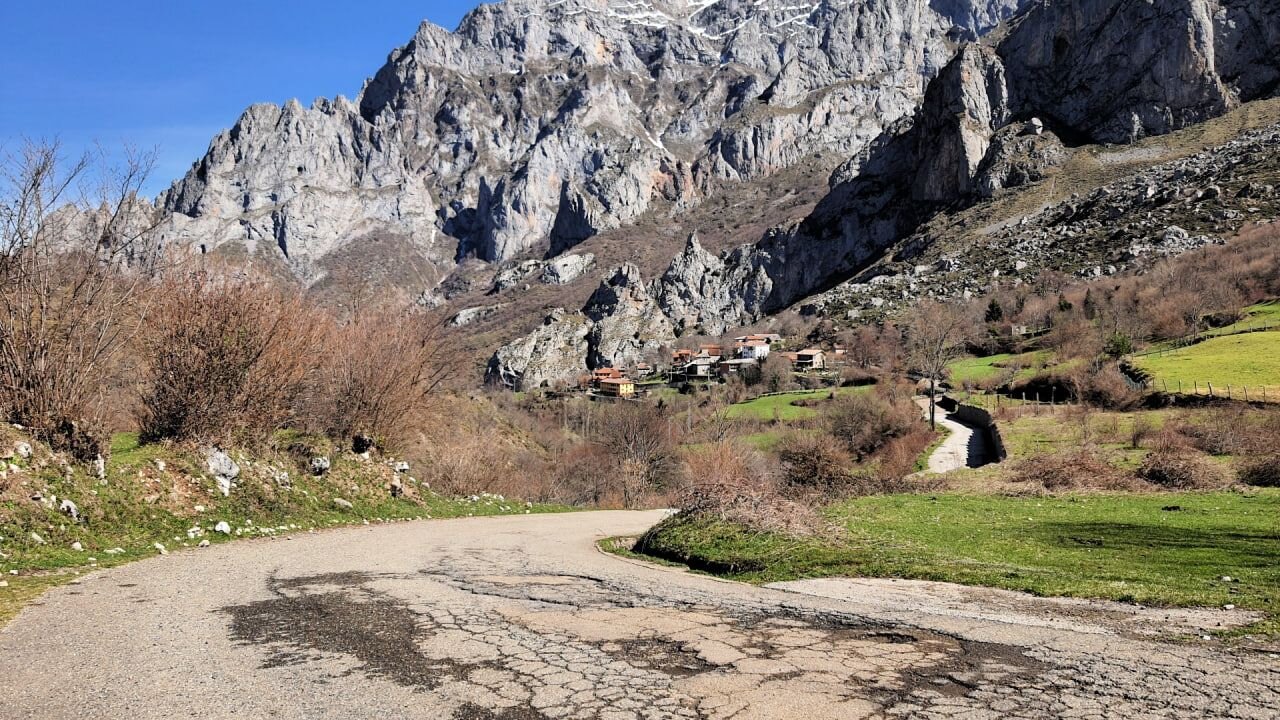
[152,0,1031,287]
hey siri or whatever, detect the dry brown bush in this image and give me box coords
[1010,448,1141,491]
[1137,448,1230,490]
[877,428,939,483]
[590,402,682,508]
[678,441,825,536]
[1065,363,1142,410]
[1237,455,1280,488]
[548,444,621,507]
[775,432,854,493]
[1172,406,1280,456]
[304,307,451,450]
[824,388,919,460]
[0,142,161,459]
[135,276,324,446]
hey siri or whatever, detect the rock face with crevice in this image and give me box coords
[488,0,1280,384]
[610,0,1280,329]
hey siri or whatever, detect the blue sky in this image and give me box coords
[0,2,481,195]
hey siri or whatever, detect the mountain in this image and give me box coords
[152,0,1027,288]
[488,0,1280,389]
[142,0,1279,389]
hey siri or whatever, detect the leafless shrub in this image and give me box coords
[1137,448,1230,490]
[135,276,324,446]
[775,432,855,493]
[1065,363,1142,410]
[0,142,161,458]
[1129,415,1155,449]
[1010,449,1139,491]
[591,402,681,508]
[677,442,825,536]
[1237,455,1280,488]
[305,306,451,450]
[824,389,919,460]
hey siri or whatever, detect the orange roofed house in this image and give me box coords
[598,377,636,398]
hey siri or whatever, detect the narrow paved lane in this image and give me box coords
[917,398,991,473]
[0,512,1275,719]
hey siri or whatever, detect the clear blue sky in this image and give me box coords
[0,2,481,195]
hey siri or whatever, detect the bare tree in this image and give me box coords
[591,402,679,508]
[0,141,162,457]
[905,299,977,430]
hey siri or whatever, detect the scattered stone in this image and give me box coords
[0,581,8,588]
[30,532,45,545]
[59,498,80,523]
[154,460,166,473]
[92,454,106,482]
[198,540,210,548]
[214,521,232,536]
[14,442,33,459]
[154,543,168,555]
[71,542,83,552]
[311,457,331,476]
[394,461,410,473]
[333,498,353,510]
[207,448,239,496]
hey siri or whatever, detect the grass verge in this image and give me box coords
[0,431,570,627]
[628,490,1280,637]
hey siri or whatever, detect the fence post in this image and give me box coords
[1244,387,1249,403]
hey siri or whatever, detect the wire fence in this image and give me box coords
[1136,378,1278,404]
[1129,320,1278,358]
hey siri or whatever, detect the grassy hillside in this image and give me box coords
[723,387,870,421]
[1135,332,1280,399]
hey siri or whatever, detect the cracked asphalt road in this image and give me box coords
[1,511,1276,719]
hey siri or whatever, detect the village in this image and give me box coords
[579,333,844,399]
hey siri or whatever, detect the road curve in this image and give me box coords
[0,511,1275,719]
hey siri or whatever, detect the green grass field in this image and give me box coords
[635,490,1280,635]
[947,351,1052,384]
[723,387,870,422]
[1134,331,1280,399]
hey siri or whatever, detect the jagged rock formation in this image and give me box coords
[632,0,1280,330]
[152,0,1031,286]
[489,262,675,389]
[808,119,1280,315]
[490,253,596,293]
[491,0,1280,383]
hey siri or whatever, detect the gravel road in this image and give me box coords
[1,511,1275,719]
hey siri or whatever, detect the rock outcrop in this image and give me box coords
[489,262,679,389]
